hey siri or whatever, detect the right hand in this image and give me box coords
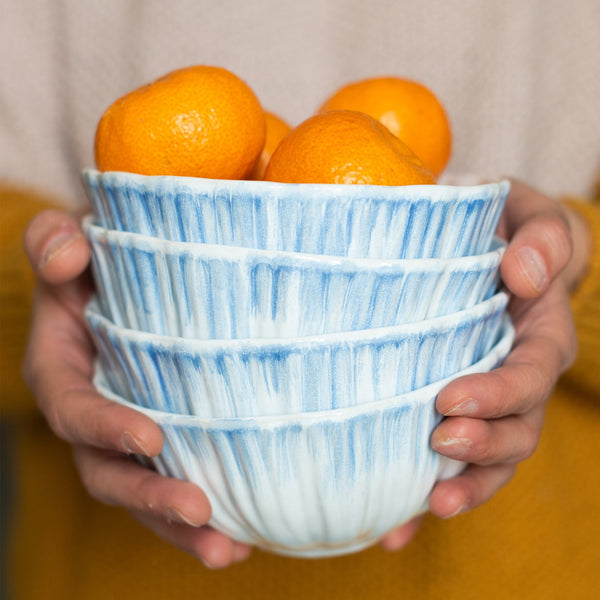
[22,209,252,569]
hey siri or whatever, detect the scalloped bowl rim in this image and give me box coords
[94,313,514,428]
[85,290,509,351]
[83,168,511,203]
[83,215,507,269]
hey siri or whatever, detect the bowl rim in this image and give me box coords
[85,289,509,350]
[82,168,511,201]
[82,215,507,269]
[94,314,514,428]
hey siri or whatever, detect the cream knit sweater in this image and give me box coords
[1,0,599,206]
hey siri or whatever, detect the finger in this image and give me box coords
[429,463,516,518]
[509,282,577,371]
[131,512,252,569]
[379,516,423,551]
[431,406,545,465]
[231,541,254,564]
[28,326,163,464]
[499,181,572,298]
[74,445,211,525]
[436,286,576,419]
[436,340,562,419]
[25,292,162,456]
[42,382,163,456]
[74,444,253,569]
[23,209,90,284]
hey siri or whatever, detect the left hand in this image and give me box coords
[381,179,590,549]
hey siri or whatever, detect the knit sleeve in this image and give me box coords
[561,197,600,396]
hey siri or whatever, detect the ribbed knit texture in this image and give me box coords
[2,188,600,600]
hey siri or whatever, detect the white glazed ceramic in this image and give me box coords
[83,169,509,259]
[93,316,514,558]
[85,292,509,417]
[84,216,506,339]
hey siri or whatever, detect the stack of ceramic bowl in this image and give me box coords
[83,169,513,558]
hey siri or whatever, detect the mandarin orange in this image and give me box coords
[94,65,265,180]
[248,111,292,180]
[263,110,436,186]
[318,77,451,177]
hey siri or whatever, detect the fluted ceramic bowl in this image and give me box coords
[84,216,506,339]
[85,291,509,417]
[93,315,514,558]
[83,169,509,260]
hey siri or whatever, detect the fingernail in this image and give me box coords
[201,558,218,570]
[445,398,478,416]
[516,247,547,292]
[165,507,203,527]
[39,232,82,270]
[121,431,151,456]
[442,503,469,519]
[432,437,472,458]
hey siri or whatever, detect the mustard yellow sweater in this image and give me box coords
[2,187,599,600]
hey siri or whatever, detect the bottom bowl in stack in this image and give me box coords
[93,316,514,558]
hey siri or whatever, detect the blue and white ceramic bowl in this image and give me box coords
[93,316,514,558]
[85,292,509,417]
[83,169,509,259]
[84,216,506,339]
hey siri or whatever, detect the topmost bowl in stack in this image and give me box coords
[83,169,513,557]
[84,169,509,259]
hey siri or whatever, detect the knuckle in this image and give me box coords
[522,414,544,460]
[514,427,540,462]
[23,211,57,262]
[518,360,555,409]
[465,422,495,464]
[79,472,104,502]
[39,386,85,443]
[522,433,540,460]
[44,401,71,442]
[468,464,515,508]
[472,438,496,464]
[494,390,517,419]
[470,444,493,464]
[542,216,573,267]
[75,454,112,505]
[466,472,490,508]
[133,471,165,516]
[487,369,524,416]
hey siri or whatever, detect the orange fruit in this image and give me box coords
[263,110,436,186]
[318,77,452,177]
[94,65,265,180]
[248,111,292,180]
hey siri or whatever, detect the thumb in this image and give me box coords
[499,181,573,298]
[24,210,91,285]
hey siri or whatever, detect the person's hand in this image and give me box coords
[424,180,590,520]
[365,178,591,552]
[22,209,251,569]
